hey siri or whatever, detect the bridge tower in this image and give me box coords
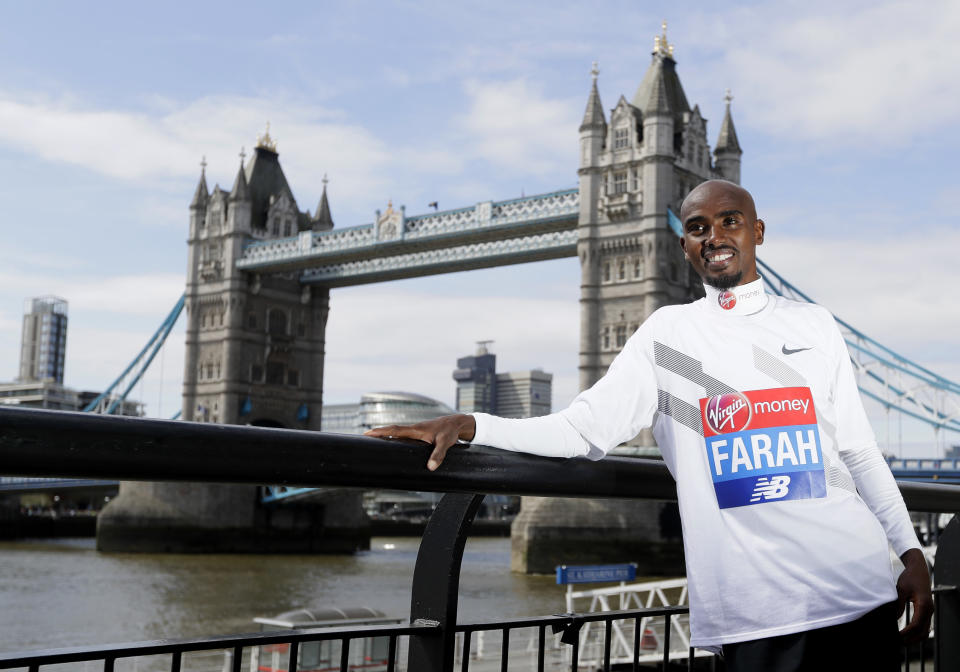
[180,130,330,429]
[512,24,743,573]
[98,130,369,553]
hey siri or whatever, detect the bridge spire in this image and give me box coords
[580,61,607,131]
[312,173,334,231]
[229,148,249,202]
[190,157,209,210]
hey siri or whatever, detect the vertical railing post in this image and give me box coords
[407,492,484,672]
[935,515,960,671]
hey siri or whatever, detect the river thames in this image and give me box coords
[0,536,562,654]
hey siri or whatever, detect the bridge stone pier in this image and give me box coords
[100,25,744,566]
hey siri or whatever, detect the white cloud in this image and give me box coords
[460,78,580,175]
[759,228,958,370]
[323,286,579,408]
[686,0,960,145]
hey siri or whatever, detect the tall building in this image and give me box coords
[18,296,68,384]
[453,343,552,418]
[495,370,552,419]
[452,341,497,414]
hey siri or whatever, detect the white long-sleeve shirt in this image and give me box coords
[472,278,919,647]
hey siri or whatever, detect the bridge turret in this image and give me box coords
[579,62,607,169]
[188,159,208,238]
[713,90,742,183]
[310,174,334,232]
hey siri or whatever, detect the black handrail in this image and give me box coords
[1,407,958,510]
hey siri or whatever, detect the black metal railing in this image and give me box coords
[1,407,960,671]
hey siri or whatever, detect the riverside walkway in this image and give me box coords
[0,406,959,671]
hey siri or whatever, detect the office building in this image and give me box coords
[452,341,497,413]
[19,296,68,384]
[453,343,552,418]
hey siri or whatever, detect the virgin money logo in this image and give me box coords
[718,290,737,310]
[704,392,752,434]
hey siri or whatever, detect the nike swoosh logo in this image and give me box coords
[782,345,812,355]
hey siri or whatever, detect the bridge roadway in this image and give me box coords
[235,189,579,285]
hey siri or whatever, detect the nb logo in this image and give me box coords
[749,475,791,502]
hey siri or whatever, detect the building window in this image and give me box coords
[618,260,626,280]
[603,326,610,350]
[287,369,300,387]
[616,325,627,348]
[283,221,292,237]
[268,309,287,335]
[631,170,639,191]
[206,363,214,379]
[613,127,629,149]
[603,263,611,282]
[297,323,306,337]
[271,218,280,236]
[266,362,285,385]
[247,313,257,329]
[215,361,221,379]
[613,172,628,194]
[634,258,642,279]
[251,364,263,382]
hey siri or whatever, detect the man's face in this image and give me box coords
[679,182,765,289]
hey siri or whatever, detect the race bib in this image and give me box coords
[699,387,826,509]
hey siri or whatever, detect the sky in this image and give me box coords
[0,0,957,454]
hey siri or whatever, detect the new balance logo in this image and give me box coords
[749,475,791,502]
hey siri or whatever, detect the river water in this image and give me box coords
[0,536,562,655]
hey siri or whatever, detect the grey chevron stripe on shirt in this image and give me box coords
[657,389,704,436]
[653,341,738,397]
[752,345,807,387]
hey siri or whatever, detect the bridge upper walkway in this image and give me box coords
[236,189,579,285]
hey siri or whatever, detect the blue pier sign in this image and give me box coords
[556,563,637,585]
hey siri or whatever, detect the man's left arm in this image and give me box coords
[828,315,933,644]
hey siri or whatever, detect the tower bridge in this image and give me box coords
[87,24,960,569]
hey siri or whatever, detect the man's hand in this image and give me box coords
[897,548,933,645]
[364,414,476,471]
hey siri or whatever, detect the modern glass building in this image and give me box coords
[19,296,68,384]
[452,341,497,413]
[322,391,455,435]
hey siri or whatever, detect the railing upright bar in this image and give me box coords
[287,640,299,672]
[104,657,115,672]
[339,638,350,672]
[461,630,471,672]
[406,493,484,672]
[386,636,396,672]
[687,647,694,672]
[632,616,640,672]
[537,625,545,672]
[499,628,509,672]
[570,630,579,672]
[662,613,671,671]
[602,619,611,672]
[171,651,181,672]
[231,646,241,672]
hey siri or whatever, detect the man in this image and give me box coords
[366,180,932,670]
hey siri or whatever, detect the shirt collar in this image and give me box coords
[702,276,769,316]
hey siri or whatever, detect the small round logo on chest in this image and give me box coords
[718,290,737,310]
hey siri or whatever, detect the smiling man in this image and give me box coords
[366,180,931,670]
